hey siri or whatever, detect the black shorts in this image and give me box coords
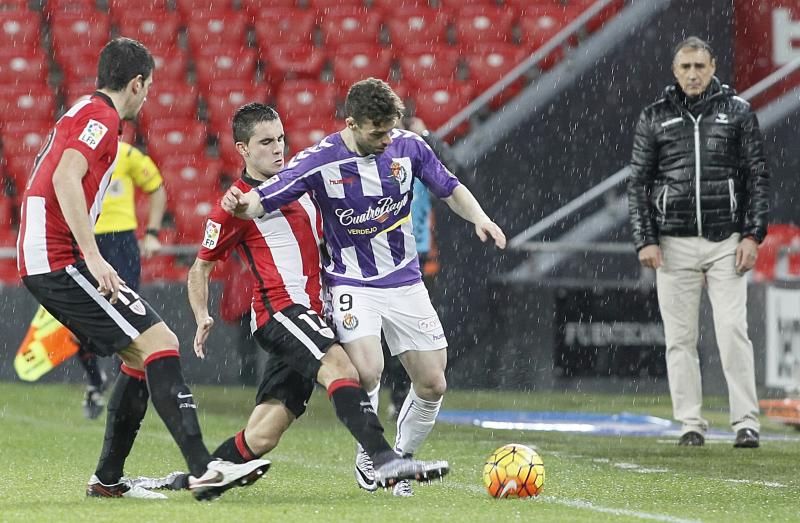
[255,351,316,418]
[252,304,337,416]
[96,230,141,292]
[21,261,162,357]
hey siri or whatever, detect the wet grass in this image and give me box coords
[1,382,798,522]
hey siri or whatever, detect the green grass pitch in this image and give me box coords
[1,381,798,522]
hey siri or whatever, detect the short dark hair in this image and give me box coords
[97,37,154,91]
[232,103,281,143]
[673,36,715,61]
[344,78,405,126]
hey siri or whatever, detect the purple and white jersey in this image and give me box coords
[256,129,460,288]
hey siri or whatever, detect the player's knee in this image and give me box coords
[415,374,447,400]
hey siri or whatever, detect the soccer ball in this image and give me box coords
[482,443,545,498]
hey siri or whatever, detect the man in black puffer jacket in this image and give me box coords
[627,36,769,449]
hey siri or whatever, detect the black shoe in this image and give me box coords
[733,428,760,448]
[677,431,705,446]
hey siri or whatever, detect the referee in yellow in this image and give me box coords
[79,141,167,419]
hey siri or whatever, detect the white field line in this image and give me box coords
[721,479,788,488]
[459,482,701,523]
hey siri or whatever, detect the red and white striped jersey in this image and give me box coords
[197,175,324,330]
[17,92,121,277]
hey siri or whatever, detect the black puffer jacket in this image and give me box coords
[627,78,770,251]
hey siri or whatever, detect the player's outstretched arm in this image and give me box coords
[53,148,123,302]
[187,258,218,359]
[442,185,506,249]
[222,185,264,219]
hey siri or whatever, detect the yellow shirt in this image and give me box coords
[94,142,163,234]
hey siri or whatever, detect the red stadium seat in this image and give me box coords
[0,50,48,86]
[43,0,97,18]
[175,0,234,20]
[454,5,517,47]
[285,119,339,153]
[193,46,259,93]
[55,47,99,85]
[438,0,496,7]
[307,0,365,9]
[0,195,12,228]
[331,43,392,90]
[0,125,50,159]
[160,157,221,204]
[370,0,431,11]
[120,120,135,144]
[320,6,382,47]
[241,0,296,18]
[253,8,315,46]
[49,11,110,59]
[0,11,41,51]
[275,80,338,121]
[518,7,572,69]
[137,83,198,134]
[1,119,50,137]
[186,12,249,55]
[464,43,528,107]
[150,47,188,83]
[262,43,328,83]
[172,195,218,244]
[0,0,30,11]
[206,82,268,137]
[385,7,451,49]
[62,78,98,106]
[216,136,243,174]
[398,44,461,85]
[139,250,188,283]
[566,0,624,33]
[145,120,208,165]
[411,80,473,138]
[0,85,54,124]
[117,11,181,50]
[4,153,34,195]
[108,0,168,22]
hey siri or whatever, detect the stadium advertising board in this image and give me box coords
[765,286,800,390]
[554,287,665,378]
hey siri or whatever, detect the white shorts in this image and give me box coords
[327,282,448,356]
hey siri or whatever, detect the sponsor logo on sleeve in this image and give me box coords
[78,119,109,150]
[202,220,221,249]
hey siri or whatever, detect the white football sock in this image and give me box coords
[394,385,442,456]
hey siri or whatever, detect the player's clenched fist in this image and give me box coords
[222,185,265,219]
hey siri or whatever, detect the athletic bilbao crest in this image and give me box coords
[203,220,221,249]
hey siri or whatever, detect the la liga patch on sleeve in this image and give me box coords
[78,119,109,150]
[202,220,221,249]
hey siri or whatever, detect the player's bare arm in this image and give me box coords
[140,185,166,258]
[187,258,217,359]
[442,185,506,249]
[222,185,264,219]
[52,148,122,302]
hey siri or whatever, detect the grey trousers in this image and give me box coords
[656,233,759,434]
